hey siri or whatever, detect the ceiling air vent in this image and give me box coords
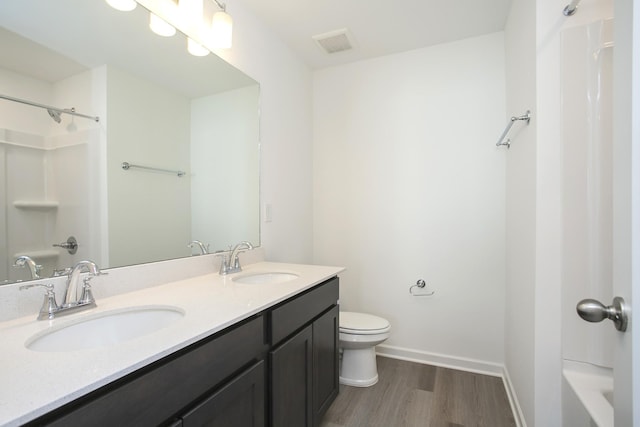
[312,29,355,54]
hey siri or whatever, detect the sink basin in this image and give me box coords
[232,272,299,285]
[26,305,184,352]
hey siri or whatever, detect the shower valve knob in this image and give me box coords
[53,236,78,255]
[576,297,628,332]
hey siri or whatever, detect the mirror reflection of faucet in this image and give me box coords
[19,260,106,320]
[187,240,209,255]
[13,255,42,279]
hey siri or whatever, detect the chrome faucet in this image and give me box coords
[63,260,102,307]
[13,256,42,279]
[20,260,104,320]
[217,241,254,275]
[188,240,209,255]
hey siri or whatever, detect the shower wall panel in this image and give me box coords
[561,18,614,368]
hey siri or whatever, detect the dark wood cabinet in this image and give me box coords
[25,276,339,427]
[269,277,340,427]
[271,325,313,427]
[313,305,339,426]
[27,315,266,427]
[179,360,265,427]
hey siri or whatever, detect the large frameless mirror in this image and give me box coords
[0,0,260,284]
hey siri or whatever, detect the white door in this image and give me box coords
[612,0,639,425]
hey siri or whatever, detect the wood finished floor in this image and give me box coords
[320,356,516,427]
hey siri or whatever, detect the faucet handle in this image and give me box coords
[79,277,95,305]
[19,283,54,292]
[52,267,73,277]
[214,251,231,275]
[19,283,59,320]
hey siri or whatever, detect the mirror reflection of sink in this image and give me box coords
[232,272,299,285]
[26,305,184,352]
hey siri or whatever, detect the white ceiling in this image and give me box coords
[234,0,514,69]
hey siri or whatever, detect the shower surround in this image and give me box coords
[561,18,615,427]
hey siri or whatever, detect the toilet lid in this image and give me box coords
[340,312,390,333]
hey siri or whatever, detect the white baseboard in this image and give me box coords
[376,344,503,377]
[375,344,526,427]
[501,365,527,427]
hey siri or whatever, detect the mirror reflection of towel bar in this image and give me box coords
[121,162,186,177]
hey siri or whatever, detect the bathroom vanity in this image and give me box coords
[0,262,342,427]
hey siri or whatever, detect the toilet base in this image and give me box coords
[339,346,379,387]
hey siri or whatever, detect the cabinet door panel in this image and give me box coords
[313,305,339,426]
[270,325,313,427]
[181,361,265,427]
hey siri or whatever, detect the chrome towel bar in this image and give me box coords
[121,162,186,177]
[496,110,531,149]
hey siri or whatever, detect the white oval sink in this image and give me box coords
[232,272,299,285]
[26,305,184,352]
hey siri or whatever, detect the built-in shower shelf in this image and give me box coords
[14,250,59,260]
[13,200,59,210]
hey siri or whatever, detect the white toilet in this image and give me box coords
[339,311,391,387]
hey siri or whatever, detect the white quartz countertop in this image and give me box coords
[0,262,343,427]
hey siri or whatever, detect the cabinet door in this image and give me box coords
[313,305,339,427]
[180,361,265,427]
[270,325,313,427]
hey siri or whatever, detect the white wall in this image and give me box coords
[190,85,260,250]
[137,0,314,264]
[212,2,314,263]
[313,33,507,367]
[0,68,53,136]
[503,0,537,424]
[106,66,192,267]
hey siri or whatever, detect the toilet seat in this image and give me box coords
[340,311,391,335]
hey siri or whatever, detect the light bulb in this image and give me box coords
[211,11,232,48]
[188,38,210,56]
[149,13,176,37]
[105,0,137,12]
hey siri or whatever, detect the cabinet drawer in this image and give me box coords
[269,277,338,345]
[33,315,266,427]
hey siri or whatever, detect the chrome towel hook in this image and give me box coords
[409,279,434,297]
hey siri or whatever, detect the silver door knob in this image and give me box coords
[576,297,628,332]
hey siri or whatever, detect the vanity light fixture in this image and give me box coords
[182,0,210,55]
[149,13,177,37]
[105,0,137,12]
[105,0,233,54]
[210,0,232,49]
